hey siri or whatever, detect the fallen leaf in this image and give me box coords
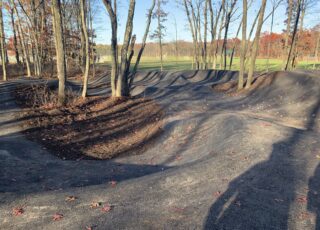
[170,206,185,213]
[109,181,117,187]
[90,202,101,209]
[175,155,182,161]
[213,191,222,198]
[53,213,63,221]
[298,212,311,220]
[65,196,77,202]
[297,196,308,203]
[86,226,93,230]
[274,198,284,203]
[12,207,24,216]
[101,204,112,213]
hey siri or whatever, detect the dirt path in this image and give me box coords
[1,71,320,229]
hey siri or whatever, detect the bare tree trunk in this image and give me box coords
[132,0,156,73]
[103,0,136,97]
[313,32,320,70]
[0,0,6,81]
[282,0,293,70]
[10,6,20,65]
[157,0,163,71]
[11,0,31,77]
[203,0,208,69]
[285,0,302,71]
[229,20,241,70]
[221,0,237,70]
[52,0,67,105]
[291,0,305,70]
[117,0,135,96]
[266,5,275,72]
[238,0,247,90]
[183,0,199,70]
[103,0,118,97]
[216,5,226,70]
[80,0,90,98]
[245,0,267,89]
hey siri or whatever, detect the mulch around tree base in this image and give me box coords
[14,86,164,160]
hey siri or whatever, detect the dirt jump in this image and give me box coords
[1,70,320,229]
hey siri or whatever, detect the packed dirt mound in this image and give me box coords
[1,70,320,229]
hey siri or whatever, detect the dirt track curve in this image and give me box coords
[1,70,320,229]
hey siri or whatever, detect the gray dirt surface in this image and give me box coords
[1,70,320,230]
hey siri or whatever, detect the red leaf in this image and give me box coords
[12,207,24,216]
[297,196,308,203]
[53,213,63,221]
[213,191,222,198]
[109,181,117,187]
[101,204,112,213]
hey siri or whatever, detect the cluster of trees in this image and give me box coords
[180,0,319,89]
[0,0,98,103]
[0,0,320,103]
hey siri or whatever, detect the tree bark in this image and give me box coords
[9,6,20,65]
[80,0,90,98]
[0,0,7,81]
[52,0,67,105]
[245,0,267,89]
[238,0,247,90]
[132,0,156,73]
[282,0,293,70]
[11,0,31,77]
[285,0,302,71]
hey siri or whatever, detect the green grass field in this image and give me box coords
[98,56,320,72]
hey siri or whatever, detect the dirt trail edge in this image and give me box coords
[1,70,320,230]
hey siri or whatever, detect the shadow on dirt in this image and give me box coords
[204,91,320,229]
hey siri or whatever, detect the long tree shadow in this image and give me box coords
[204,92,320,229]
[308,163,320,228]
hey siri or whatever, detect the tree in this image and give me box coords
[8,1,20,65]
[238,0,247,90]
[103,0,136,97]
[52,0,67,105]
[11,0,31,77]
[284,0,302,70]
[80,0,90,98]
[245,0,267,89]
[132,0,156,74]
[150,0,168,71]
[0,0,6,81]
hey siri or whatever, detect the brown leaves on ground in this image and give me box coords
[53,213,63,221]
[12,207,24,216]
[15,89,164,160]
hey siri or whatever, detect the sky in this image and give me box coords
[93,0,320,45]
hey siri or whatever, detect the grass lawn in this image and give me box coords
[98,56,320,72]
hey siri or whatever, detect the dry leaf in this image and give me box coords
[109,181,117,187]
[90,202,101,209]
[213,191,222,198]
[101,204,112,213]
[297,196,308,203]
[12,207,24,216]
[53,213,63,221]
[65,196,77,202]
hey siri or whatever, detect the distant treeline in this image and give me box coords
[96,29,320,60]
